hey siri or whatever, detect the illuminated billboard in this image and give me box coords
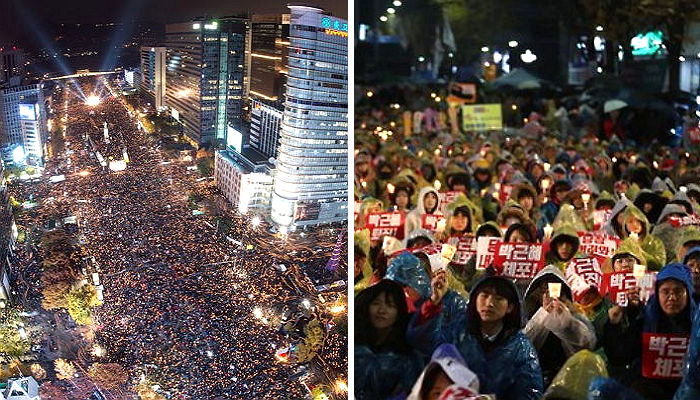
[631,31,664,56]
[227,125,243,153]
[18,104,37,121]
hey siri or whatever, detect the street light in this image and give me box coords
[387,7,395,14]
[85,95,101,107]
[393,0,402,5]
[520,49,537,63]
[508,40,518,48]
[481,46,489,52]
[379,15,388,22]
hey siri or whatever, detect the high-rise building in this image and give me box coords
[247,14,290,159]
[214,148,274,215]
[0,84,48,165]
[0,160,14,305]
[164,17,248,145]
[139,47,166,108]
[0,48,26,88]
[271,6,348,228]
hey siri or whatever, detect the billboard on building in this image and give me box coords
[18,104,37,121]
[294,201,321,222]
[227,125,243,153]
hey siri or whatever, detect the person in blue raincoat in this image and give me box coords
[601,263,697,400]
[407,271,544,400]
[355,279,424,400]
[673,305,700,400]
[386,251,468,330]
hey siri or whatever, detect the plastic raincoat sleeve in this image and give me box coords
[673,307,700,400]
[355,346,423,400]
[588,377,645,400]
[543,350,608,400]
[523,307,596,355]
[641,234,666,271]
[501,333,545,400]
[406,301,460,357]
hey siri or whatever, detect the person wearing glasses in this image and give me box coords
[602,263,697,400]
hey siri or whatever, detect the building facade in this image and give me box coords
[215,148,274,215]
[270,6,348,228]
[0,48,25,88]
[139,47,166,108]
[165,18,248,145]
[0,84,47,165]
[249,99,282,159]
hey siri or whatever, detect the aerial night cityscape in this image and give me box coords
[0,0,348,399]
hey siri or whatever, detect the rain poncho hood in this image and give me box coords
[552,204,587,233]
[386,252,431,298]
[445,194,477,234]
[406,343,480,400]
[588,377,646,400]
[415,186,442,215]
[643,263,696,333]
[602,196,633,237]
[683,246,700,264]
[595,190,617,209]
[355,229,375,293]
[524,265,573,318]
[657,204,689,224]
[542,350,608,400]
[404,228,437,248]
[612,238,647,267]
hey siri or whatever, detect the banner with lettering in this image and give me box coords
[476,237,502,270]
[498,184,514,205]
[365,212,405,241]
[493,242,545,279]
[565,257,603,301]
[601,271,657,306]
[439,191,463,214]
[577,232,620,265]
[592,209,613,230]
[641,333,689,379]
[447,235,477,266]
[421,214,447,233]
[669,215,700,227]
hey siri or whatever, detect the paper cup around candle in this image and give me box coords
[441,243,457,261]
[387,183,395,194]
[548,282,562,298]
[633,264,646,280]
[436,219,447,232]
[629,232,639,241]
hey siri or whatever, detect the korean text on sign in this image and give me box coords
[438,191,463,214]
[421,214,446,232]
[577,232,619,263]
[602,272,657,306]
[365,212,405,241]
[493,242,545,279]
[641,333,689,379]
[476,237,502,270]
[565,257,603,300]
[447,235,476,265]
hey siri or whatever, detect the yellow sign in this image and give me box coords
[461,104,503,132]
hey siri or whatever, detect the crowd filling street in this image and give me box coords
[354,84,700,400]
[9,78,347,399]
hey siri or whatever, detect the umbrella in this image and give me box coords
[603,99,628,113]
[492,68,543,90]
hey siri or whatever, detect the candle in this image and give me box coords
[629,232,639,241]
[633,264,646,281]
[434,180,442,190]
[441,243,457,261]
[581,192,591,210]
[543,162,551,172]
[434,149,440,156]
[548,282,561,299]
[494,183,501,192]
[387,183,395,194]
[544,224,554,239]
[436,219,447,232]
[541,179,551,191]
[361,181,367,189]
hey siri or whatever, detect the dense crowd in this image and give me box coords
[354,86,700,400]
[11,79,347,398]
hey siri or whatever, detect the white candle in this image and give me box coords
[544,224,554,240]
[548,282,562,298]
[436,219,447,232]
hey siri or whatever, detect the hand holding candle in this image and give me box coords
[544,224,553,240]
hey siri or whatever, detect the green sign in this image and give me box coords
[631,31,664,56]
[320,17,348,32]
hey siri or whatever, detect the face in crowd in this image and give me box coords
[657,279,688,317]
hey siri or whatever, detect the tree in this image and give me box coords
[0,326,30,357]
[30,363,47,380]
[88,363,128,390]
[54,359,76,380]
[41,281,72,310]
[66,285,102,326]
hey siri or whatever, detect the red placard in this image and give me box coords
[493,242,545,279]
[498,184,514,205]
[592,209,612,230]
[641,333,689,379]
[421,213,446,232]
[476,237,502,270]
[439,191,463,214]
[365,212,405,241]
[669,215,700,227]
[446,235,477,266]
[577,232,620,265]
[601,271,657,306]
[565,257,603,301]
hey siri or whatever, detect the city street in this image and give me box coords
[9,77,347,399]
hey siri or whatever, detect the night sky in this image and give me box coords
[0,0,347,45]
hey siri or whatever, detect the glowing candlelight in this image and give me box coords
[544,224,554,240]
